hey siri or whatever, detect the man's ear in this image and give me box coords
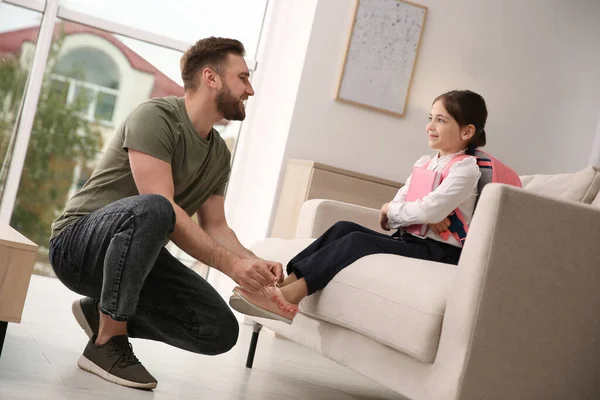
[462,124,476,141]
[202,67,220,89]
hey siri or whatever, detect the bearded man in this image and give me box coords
[49,37,282,389]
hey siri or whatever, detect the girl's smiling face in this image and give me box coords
[426,100,475,156]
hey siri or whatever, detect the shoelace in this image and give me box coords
[261,282,279,291]
[122,343,141,366]
[108,342,141,367]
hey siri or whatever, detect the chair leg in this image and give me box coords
[0,321,8,359]
[245,322,263,368]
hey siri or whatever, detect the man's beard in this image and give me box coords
[216,85,245,121]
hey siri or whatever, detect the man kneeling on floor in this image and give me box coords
[48,37,283,389]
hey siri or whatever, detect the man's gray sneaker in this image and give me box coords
[72,297,100,338]
[78,335,157,389]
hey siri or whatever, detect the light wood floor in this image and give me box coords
[0,275,403,400]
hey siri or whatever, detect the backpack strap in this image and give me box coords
[427,153,472,247]
[438,208,469,246]
[425,154,472,246]
[440,154,471,179]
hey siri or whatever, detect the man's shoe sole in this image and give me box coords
[72,300,94,339]
[77,355,157,390]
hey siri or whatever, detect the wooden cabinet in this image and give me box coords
[270,159,403,239]
[0,224,38,356]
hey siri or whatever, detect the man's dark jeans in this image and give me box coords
[49,194,238,355]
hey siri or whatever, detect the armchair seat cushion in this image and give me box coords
[299,254,456,363]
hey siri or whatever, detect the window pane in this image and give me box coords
[49,78,70,104]
[74,83,94,105]
[59,0,268,58]
[216,121,242,155]
[95,91,116,121]
[0,4,41,200]
[8,20,185,277]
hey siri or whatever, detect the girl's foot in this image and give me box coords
[230,286,298,324]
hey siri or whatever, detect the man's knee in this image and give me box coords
[137,194,175,219]
[194,309,239,355]
[134,194,176,234]
[215,311,239,354]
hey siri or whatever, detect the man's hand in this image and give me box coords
[380,202,391,231]
[230,258,280,291]
[248,255,284,284]
[429,218,450,235]
[266,260,284,283]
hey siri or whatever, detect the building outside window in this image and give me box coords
[52,47,120,124]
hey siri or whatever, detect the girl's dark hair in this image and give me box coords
[434,90,487,155]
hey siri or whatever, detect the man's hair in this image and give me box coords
[180,37,245,91]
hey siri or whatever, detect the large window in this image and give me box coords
[0,0,267,277]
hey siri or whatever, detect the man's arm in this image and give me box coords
[196,195,256,259]
[197,195,283,282]
[128,149,277,290]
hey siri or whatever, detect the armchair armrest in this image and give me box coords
[295,199,386,238]
[435,184,600,400]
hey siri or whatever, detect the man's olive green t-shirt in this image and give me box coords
[51,96,231,239]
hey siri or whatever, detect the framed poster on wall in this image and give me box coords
[336,0,427,117]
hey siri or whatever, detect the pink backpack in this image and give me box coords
[409,149,521,246]
[466,149,522,196]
